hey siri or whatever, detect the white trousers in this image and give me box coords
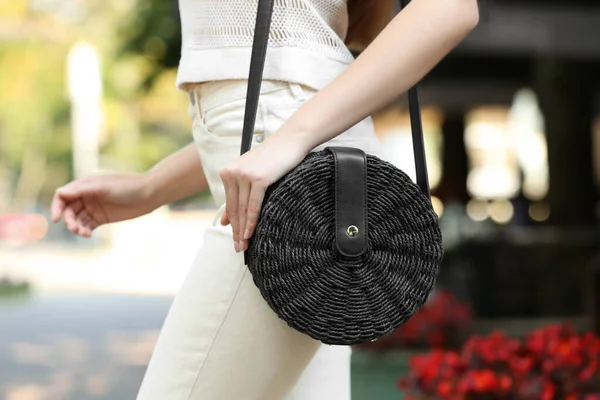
[137,80,385,400]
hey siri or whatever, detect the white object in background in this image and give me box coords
[67,42,103,179]
[379,111,442,190]
[465,116,520,200]
[507,88,549,201]
[383,127,418,183]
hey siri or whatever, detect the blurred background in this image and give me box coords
[1,0,600,399]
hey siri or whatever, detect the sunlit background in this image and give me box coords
[2,0,600,399]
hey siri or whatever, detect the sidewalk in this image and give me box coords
[0,208,217,296]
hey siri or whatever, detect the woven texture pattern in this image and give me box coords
[177,0,355,90]
[183,0,353,63]
[246,150,444,345]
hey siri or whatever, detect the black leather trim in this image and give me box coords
[326,147,368,258]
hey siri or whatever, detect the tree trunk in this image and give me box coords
[434,109,470,204]
[534,58,598,227]
[10,117,50,211]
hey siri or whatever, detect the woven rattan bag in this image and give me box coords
[240,0,444,346]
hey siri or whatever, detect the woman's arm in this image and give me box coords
[50,143,207,236]
[220,0,479,253]
[278,0,479,153]
[142,143,208,209]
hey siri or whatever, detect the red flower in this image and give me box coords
[437,380,453,397]
[474,369,498,392]
[541,381,556,400]
[398,377,409,390]
[510,357,534,377]
[499,375,512,391]
[400,323,600,399]
[363,290,472,350]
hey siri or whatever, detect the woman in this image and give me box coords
[51,0,479,398]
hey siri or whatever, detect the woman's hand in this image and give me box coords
[219,133,310,252]
[51,143,209,237]
[51,173,157,237]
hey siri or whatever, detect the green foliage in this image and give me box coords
[0,277,31,300]
[0,40,73,202]
[116,0,182,91]
[0,1,196,210]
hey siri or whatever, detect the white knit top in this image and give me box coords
[177,0,355,90]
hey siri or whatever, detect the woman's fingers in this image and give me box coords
[75,209,91,237]
[63,200,83,233]
[50,192,66,223]
[244,182,266,242]
[51,183,81,222]
[237,179,251,252]
[218,134,309,254]
[228,185,240,252]
[219,177,231,227]
[52,182,96,237]
[221,169,241,252]
[220,211,230,226]
[221,165,268,253]
[75,209,98,238]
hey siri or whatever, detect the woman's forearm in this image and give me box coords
[142,143,209,208]
[274,0,479,153]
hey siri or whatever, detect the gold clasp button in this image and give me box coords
[346,225,359,237]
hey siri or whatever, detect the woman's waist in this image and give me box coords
[176,46,351,92]
[185,79,315,117]
[201,124,386,209]
[194,117,385,166]
[187,78,385,160]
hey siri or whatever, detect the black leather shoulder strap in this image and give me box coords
[399,0,430,197]
[240,0,275,156]
[241,0,431,198]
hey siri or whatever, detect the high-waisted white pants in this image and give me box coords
[136,80,386,400]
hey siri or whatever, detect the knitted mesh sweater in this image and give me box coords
[177,0,354,90]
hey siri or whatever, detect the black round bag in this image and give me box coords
[240,0,443,346]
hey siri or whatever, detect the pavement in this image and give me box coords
[0,208,217,400]
[0,208,217,296]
